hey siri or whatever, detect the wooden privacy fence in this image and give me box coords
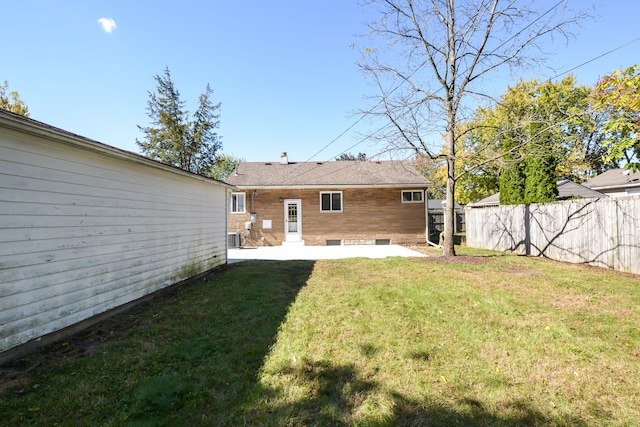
[465,197,640,275]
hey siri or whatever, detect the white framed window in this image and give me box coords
[231,192,246,213]
[320,191,342,212]
[402,190,424,203]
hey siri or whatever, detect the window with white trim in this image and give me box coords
[231,192,246,213]
[320,191,342,212]
[401,190,424,203]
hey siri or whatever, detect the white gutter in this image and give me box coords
[232,184,429,190]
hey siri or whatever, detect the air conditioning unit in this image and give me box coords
[227,232,242,248]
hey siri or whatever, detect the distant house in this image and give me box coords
[225,153,430,246]
[467,179,605,208]
[427,200,465,242]
[583,168,640,197]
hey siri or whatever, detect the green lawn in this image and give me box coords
[1,250,639,426]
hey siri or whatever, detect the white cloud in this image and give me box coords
[98,17,117,34]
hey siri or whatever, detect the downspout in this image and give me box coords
[225,188,230,263]
[454,204,458,234]
[425,189,429,243]
[252,190,256,213]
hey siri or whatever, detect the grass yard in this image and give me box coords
[1,250,639,426]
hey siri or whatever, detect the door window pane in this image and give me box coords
[288,203,298,232]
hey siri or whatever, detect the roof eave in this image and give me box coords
[0,111,235,189]
[588,184,640,191]
[229,183,431,190]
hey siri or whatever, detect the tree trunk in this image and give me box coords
[443,129,457,256]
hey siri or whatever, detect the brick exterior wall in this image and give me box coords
[228,187,427,246]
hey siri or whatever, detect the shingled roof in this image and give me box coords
[225,159,430,188]
[467,179,605,207]
[583,168,640,191]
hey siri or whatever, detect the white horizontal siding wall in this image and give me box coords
[0,122,228,354]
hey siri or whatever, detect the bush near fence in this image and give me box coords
[465,197,640,275]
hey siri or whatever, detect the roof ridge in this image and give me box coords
[226,159,430,188]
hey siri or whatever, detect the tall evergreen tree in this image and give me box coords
[137,68,222,175]
[495,77,596,205]
[497,81,534,205]
[0,81,29,116]
[524,145,559,204]
[189,84,222,175]
[499,133,527,205]
[208,153,243,181]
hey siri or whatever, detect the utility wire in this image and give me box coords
[327,33,640,164]
[311,0,567,163]
[549,35,640,80]
[280,5,640,185]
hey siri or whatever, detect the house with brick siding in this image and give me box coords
[225,153,431,246]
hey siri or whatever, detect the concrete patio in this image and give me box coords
[228,244,426,263]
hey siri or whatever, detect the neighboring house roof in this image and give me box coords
[468,192,501,208]
[226,158,430,189]
[467,179,605,207]
[583,168,640,192]
[556,179,607,199]
[427,200,462,210]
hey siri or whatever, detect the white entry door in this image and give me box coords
[284,199,302,242]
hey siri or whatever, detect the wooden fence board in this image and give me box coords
[466,197,640,275]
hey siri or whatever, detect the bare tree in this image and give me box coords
[358,0,587,256]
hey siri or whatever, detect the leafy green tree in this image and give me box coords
[452,119,501,204]
[137,67,222,175]
[592,65,640,172]
[450,76,600,205]
[1,81,29,116]
[498,78,591,204]
[494,80,536,204]
[414,137,500,205]
[208,153,244,181]
[413,155,446,199]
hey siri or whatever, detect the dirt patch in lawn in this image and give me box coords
[0,305,149,395]
[0,266,232,395]
[548,292,637,318]
[417,255,494,265]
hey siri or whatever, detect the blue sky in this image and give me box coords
[3,1,639,163]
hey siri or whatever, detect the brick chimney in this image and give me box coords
[280,152,288,165]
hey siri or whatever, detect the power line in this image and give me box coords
[311,0,567,162]
[549,35,640,81]
[324,32,640,163]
